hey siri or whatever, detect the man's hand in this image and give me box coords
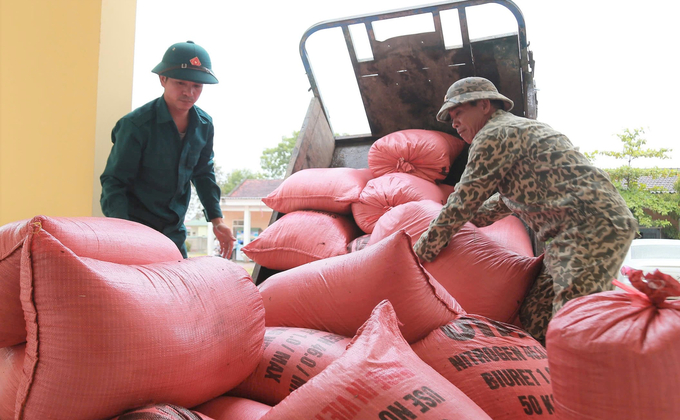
[211,218,236,259]
[413,229,441,264]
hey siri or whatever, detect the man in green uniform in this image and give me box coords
[101,41,235,259]
[414,77,637,343]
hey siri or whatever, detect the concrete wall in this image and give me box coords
[0,0,137,225]
[92,0,138,216]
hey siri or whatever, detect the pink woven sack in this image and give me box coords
[423,224,544,323]
[241,210,362,270]
[261,300,491,419]
[262,168,373,215]
[367,201,543,322]
[351,172,446,233]
[478,216,534,257]
[0,344,24,420]
[229,327,352,405]
[367,199,443,246]
[438,182,456,197]
[368,129,466,182]
[194,397,271,420]
[0,215,182,348]
[10,226,264,420]
[412,314,554,419]
[259,230,464,343]
[546,269,680,420]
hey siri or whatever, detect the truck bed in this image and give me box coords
[254,0,538,284]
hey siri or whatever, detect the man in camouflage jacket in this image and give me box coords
[414,77,637,343]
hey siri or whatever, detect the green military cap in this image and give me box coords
[436,77,513,122]
[152,40,218,84]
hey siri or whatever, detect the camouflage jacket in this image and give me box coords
[413,110,635,262]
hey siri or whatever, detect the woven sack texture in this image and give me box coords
[351,173,446,233]
[413,314,553,419]
[0,215,181,348]
[259,230,464,344]
[241,210,362,271]
[261,300,491,419]
[368,129,466,182]
[12,228,264,420]
[230,327,351,405]
[262,168,373,215]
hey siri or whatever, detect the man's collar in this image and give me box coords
[491,109,506,118]
[155,96,207,126]
[155,97,174,123]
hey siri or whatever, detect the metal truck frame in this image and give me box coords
[254,0,537,284]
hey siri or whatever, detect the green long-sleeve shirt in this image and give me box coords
[100,97,222,237]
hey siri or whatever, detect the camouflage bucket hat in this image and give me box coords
[436,77,513,122]
[152,41,218,84]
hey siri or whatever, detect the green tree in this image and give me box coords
[260,131,298,178]
[186,130,302,221]
[220,168,265,195]
[185,164,263,221]
[587,128,679,236]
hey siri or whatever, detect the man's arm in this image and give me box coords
[414,125,519,262]
[210,217,236,258]
[100,119,143,219]
[469,192,513,227]
[192,122,223,219]
[191,126,235,257]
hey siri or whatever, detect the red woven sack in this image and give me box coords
[241,210,362,270]
[423,224,544,323]
[351,172,446,233]
[261,300,491,419]
[478,216,534,257]
[12,226,265,420]
[230,327,352,405]
[438,182,456,197]
[262,168,373,215]
[367,202,543,322]
[194,397,271,420]
[546,270,680,420]
[259,230,464,343]
[0,215,182,348]
[369,201,534,259]
[412,314,554,419]
[432,185,535,256]
[367,199,443,246]
[368,129,466,182]
[112,404,213,420]
[0,344,24,420]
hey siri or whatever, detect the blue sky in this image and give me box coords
[132,0,678,173]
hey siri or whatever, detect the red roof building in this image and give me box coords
[219,179,283,260]
[186,179,282,259]
[226,179,284,198]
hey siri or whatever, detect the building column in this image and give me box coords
[93,0,137,217]
[207,222,215,256]
[243,206,252,246]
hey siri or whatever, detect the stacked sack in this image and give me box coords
[412,314,554,419]
[249,128,543,326]
[368,200,543,324]
[244,129,465,271]
[546,268,680,420]
[244,167,372,270]
[255,300,493,419]
[219,129,553,418]
[0,216,265,420]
